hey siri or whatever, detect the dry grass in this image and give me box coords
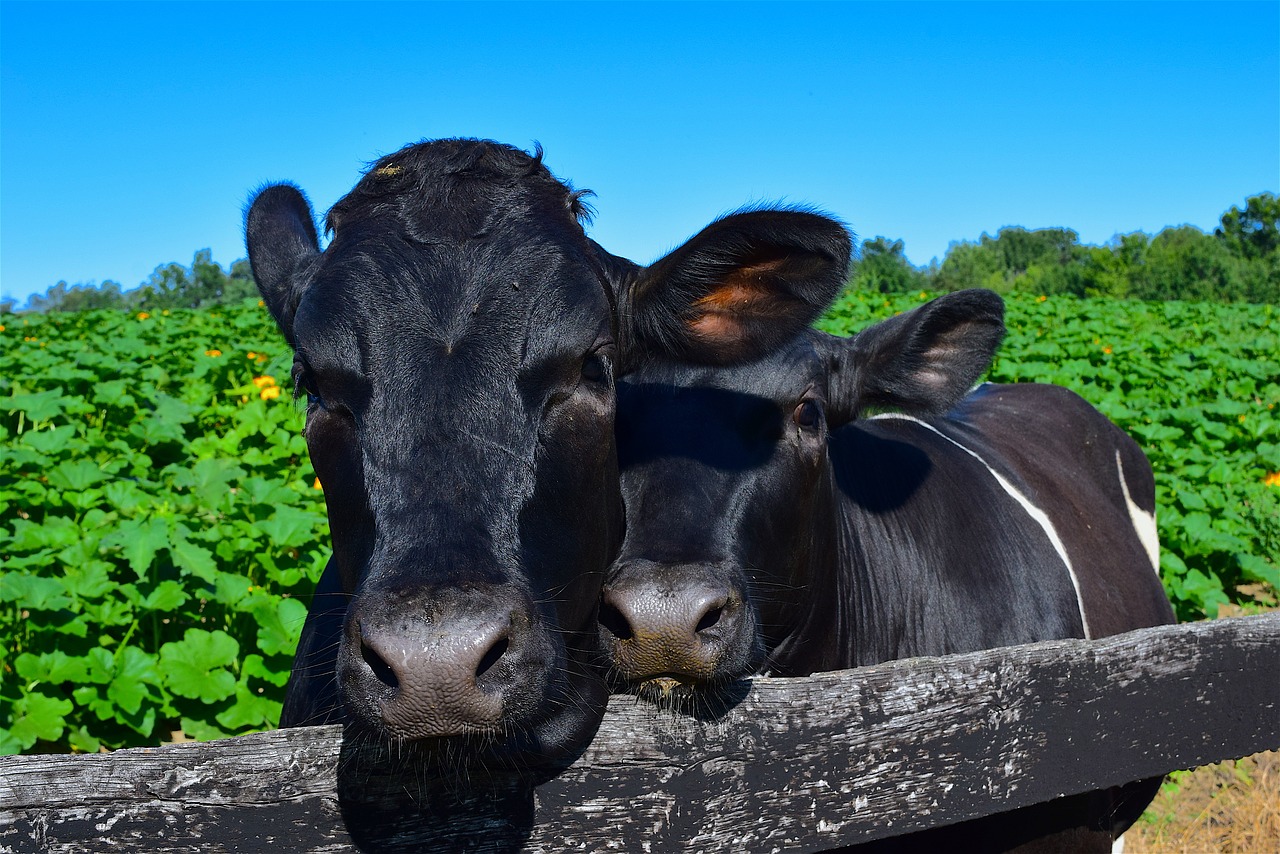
[1126,750,1280,853]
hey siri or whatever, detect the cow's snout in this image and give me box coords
[599,562,758,685]
[339,586,551,740]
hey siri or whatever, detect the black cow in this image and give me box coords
[245,139,852,773]
[601,289,1175,849]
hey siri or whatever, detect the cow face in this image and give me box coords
[602,289,1005,702]
[246,140,851,770]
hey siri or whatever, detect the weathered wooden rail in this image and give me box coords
[2,612,1277,853]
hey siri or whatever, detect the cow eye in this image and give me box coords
[581,352,608,384]
[793,400,821,429]
[292,366,327,410]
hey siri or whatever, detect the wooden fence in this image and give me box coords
[2,612,1277,853]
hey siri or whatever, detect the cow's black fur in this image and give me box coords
[245,138,851,775]
[603,289,1175,848]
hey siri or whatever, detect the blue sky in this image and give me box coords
[2,1,1277,306]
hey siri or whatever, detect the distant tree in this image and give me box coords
[133,249,253,310]
[993,227,1080,276]
[933,238,1004,292]
[1131,225,1240,302]
[848,237,928,293]
[18,251,257,314]
[23,280,126,312]
[1216,192,1279,261]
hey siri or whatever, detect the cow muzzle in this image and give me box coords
[598,561,758,691]
[338,584,553,741]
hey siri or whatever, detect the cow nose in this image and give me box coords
[340,591,550,740]
[599,569,751,683]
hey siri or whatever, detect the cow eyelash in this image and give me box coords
[291,366,325,409]
[581,351,611,384]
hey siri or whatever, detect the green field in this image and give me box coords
[2,293,1277,754]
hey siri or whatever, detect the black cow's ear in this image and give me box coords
[621,209,852,368]
[824,289,1005,426]
[245,183,321,346]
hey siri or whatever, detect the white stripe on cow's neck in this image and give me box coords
[868,413,1092,639]
[1116,450,1160,574]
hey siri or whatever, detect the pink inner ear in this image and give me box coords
[688,311,746,342]
[685,257,791,343]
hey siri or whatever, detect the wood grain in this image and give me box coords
[3,613,1276,853]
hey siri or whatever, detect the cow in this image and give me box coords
[244,138,852,775]
[599,289,1176,849]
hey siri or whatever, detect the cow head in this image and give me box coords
[246,139,851,769]
[602,289,1005,702]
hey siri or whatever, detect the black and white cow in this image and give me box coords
[600,289,1175,848]
[245,138,852,774]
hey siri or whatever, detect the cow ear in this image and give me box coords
[245,183,321,346]
[824,289,1005,426]
[621,209,852,368]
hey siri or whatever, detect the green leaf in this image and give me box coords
[169,538,218,582]
[100,518,170,579]
[15,651,89,686]
[21,425,79,455]
[254,597,308,657]
[45,460,106,494]
[62,560,115,600]
[172,457,245,507]
[3,388,71,422]
[107,647,161,715]
[159,629,239,703]
[92,379,136,409]
[1236,553,1280,589]
[141,580,190,611]
[8,691,74,748]
[241,653,291,688]
[258,506,326,549]
[9,516,80,551]
[216,682,281,731]
[1,574,72,611]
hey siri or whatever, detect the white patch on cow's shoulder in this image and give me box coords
[1116,450,1160,574]
[870,413,1092,638]
[1112,833,1126,854]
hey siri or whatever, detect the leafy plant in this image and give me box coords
[1,302,323,753]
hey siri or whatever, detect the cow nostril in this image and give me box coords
[475,634,510,680]
[598,601,634,641]
[695,604,724,634]
[362,641,399,690]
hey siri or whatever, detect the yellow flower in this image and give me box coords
[0,324,6,332]
[204,349,222,357]
[258,300,265,307]
[260,385,281,401]
[1238,414,1247,423]
[313,477,323,490]
[1037,295,1048,303]
[1264,472,1280,488]
[136,312,151,320]
[1102,346,1112,355]
[252,375,277,389]
[246,352,257,360]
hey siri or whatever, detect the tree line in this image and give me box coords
[4,193,1276,314]
[851,193,1278,303]
[3,250,258,314]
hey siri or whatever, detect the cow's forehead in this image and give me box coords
[293,209,612,376]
